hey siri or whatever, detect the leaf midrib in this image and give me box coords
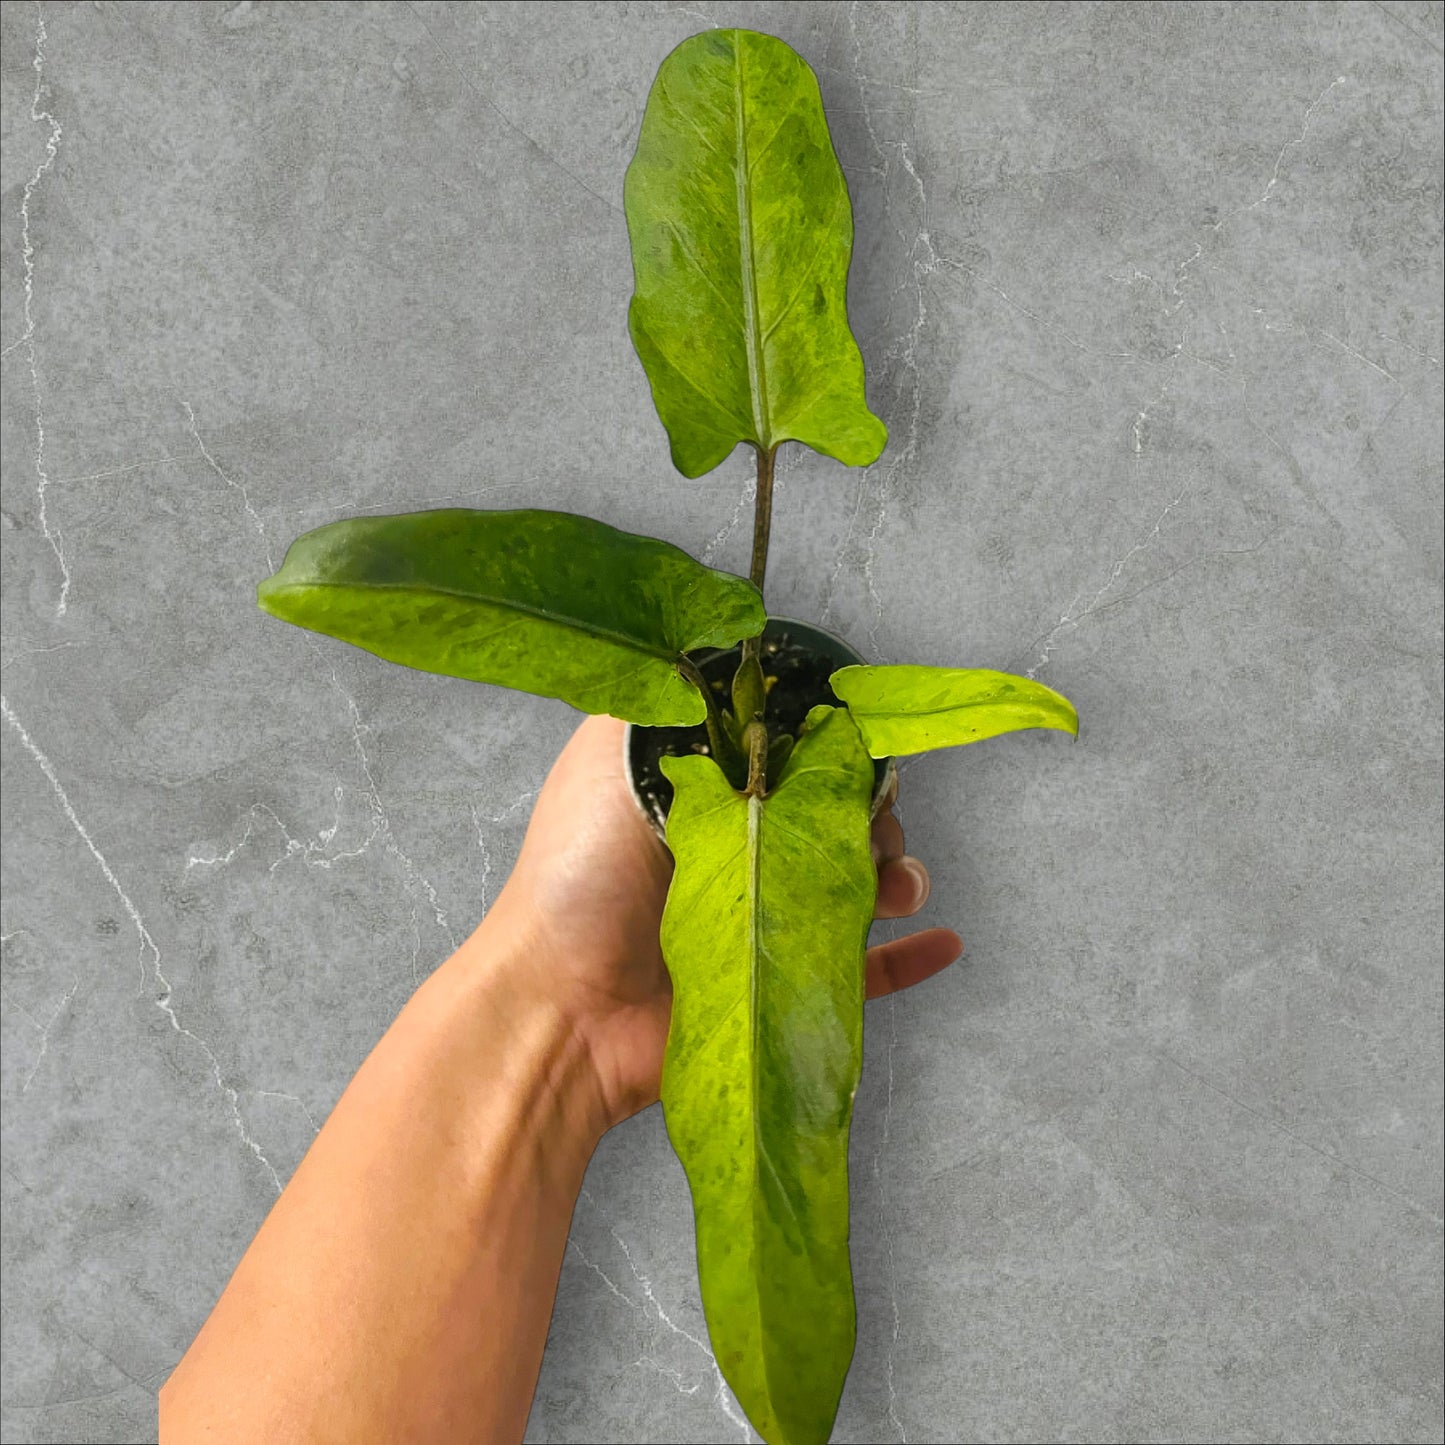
[264,579,685,665]
[746,790,765,1343]
[732,35,770,446]
[747,790,797,1408]
[851,698,1066,720]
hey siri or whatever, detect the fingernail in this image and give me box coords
[899,857,929,907]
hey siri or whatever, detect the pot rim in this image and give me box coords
[622,615,897,841]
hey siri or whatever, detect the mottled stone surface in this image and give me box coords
[2,2,1441,1442]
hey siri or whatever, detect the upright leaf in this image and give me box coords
[625,29,887,478]
[831,664,1078,757]
[659,708,876,1445]
[257,508,764,726]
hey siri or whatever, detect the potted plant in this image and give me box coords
[257,28,1076,1445]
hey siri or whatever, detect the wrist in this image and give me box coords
[432,900,614,1169]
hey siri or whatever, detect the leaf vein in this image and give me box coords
[268,581,687,662]
[764,814,861,888]
[761,190,846,345]
[662,220,738,316]
[675,837,749,916]
[633,323,754,430]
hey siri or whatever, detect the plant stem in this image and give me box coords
[744,720,768,797]
[748,444,776,594]
[678,654,733,767]
[741,447,777,665]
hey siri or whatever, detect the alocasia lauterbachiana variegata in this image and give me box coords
[257,27,1076,1445]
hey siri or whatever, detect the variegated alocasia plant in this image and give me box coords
[257,27,1076,1445]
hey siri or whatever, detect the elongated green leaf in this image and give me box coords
[257,508,764,726]
[625,29,887,478]
[831,664,1079,757]
[659,707,876,1445]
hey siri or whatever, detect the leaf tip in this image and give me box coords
[800,702,834,735]
[255,573,284,619]
[1045,686,1080,738]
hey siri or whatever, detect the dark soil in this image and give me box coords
[630,624,888,833]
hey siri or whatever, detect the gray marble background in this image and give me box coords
[2,2,1441,1441]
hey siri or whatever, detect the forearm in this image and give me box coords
[160,900,608,1444]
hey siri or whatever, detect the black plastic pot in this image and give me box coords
[624,616,897,839]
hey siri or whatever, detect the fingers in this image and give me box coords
[865,927,963,1000]
[870,810,904,864]
[875,855,930,918]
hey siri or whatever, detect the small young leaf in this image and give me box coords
[659,707,875,1445]
[257,508,764,726]
[625,29,887,477]
[830,664,1079,757]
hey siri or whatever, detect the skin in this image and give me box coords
[159,714,962,1444]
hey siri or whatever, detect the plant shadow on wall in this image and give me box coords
[257,29,1076,1445]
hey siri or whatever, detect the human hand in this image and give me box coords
[482,713,962,1132]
